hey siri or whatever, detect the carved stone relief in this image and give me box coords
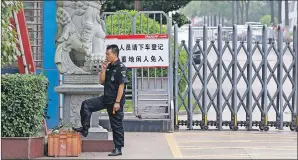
[69,95,93,127]
[55,1,106,74]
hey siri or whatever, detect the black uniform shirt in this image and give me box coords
[103,59,129,104]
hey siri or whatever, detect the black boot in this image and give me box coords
[108,148,122,156]
[72,127,88,137]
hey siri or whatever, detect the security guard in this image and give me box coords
[73,45,128,156]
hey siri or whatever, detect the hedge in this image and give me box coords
[105,10,188,93]
[1,74,48,137]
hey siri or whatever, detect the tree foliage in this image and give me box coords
[1,1,22,67]
[102,0,191,28]
[180,1,276,26]
[172,12,190,27]
[105,10,167,35]
[142,0,192,27]
[179,1,201,18]
[141,0,191,14]
[181,1,232,19]
[247,1,274,23]
[102,0,134,12]
[259,15,277,26]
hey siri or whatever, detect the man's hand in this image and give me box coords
[101,60,109,71]
[99,60,109,85]
[113,102,120,114]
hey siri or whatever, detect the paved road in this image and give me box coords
[40,131,297,159]
[168,130,297,159]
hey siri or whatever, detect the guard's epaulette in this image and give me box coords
[119,62,125,68]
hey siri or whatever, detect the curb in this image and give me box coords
[99,111,201,117]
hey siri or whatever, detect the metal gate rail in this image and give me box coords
[174,24,298,132]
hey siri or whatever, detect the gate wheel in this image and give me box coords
[259,125,269,131]
[203,126,209,130]
[296,127,298,132]
[289,123,295,131]
[229,125,233,130]
[232,126,239,131]
[259,125,264,131]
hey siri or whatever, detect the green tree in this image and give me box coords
[259,15,277,26]
[102,0,191,29]
[142,0,191,14]
[179,1,201,19]
[1,1,22,67]
[105,10,167,35]
[172,13,190,27]
[181,1,233,25]
[101,0,134,12]
[247,1,268,22]
[180,1,274,26]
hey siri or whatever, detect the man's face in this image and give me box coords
[105,49,116,62]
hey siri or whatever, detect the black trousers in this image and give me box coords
[80,95,124,149]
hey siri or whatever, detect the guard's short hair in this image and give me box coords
[106,44,119,57]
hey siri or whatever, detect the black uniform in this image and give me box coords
[79,59,128,150]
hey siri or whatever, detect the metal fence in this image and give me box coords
[174,24,297,132]
[101,11,173,119]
